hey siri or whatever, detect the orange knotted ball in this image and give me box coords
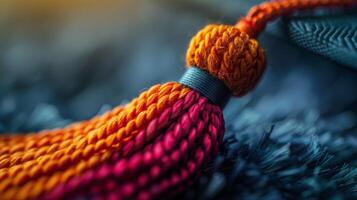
[186,24,266,96]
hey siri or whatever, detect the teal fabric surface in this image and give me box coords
[0,1,356,199]
[286,14,357,68]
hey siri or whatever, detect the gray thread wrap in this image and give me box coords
[179,67,230,107]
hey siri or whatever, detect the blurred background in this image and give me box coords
[0,0,356,199]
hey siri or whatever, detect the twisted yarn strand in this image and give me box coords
[0,82,191,199]
[1,0,357,199]
[43,94,223,200]
[237,0,357,37]
[0,105,125,158]
[0,106,124,146]
[0,83,186,155]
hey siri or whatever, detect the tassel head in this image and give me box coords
[186,24,266,96]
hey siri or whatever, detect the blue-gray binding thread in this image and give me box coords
[179,67,230,108]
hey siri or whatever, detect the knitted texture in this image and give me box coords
[43,94,223,200]
[1,0,357,200]
[185,24,266,96]
[1,83,213,199]
[286,15,357,68]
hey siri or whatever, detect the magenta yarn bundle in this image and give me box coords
[42,91,224,200]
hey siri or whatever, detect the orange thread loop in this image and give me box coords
[237,0,357,38]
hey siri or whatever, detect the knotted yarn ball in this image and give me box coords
[186,24,266,96]
[2,0,356,199]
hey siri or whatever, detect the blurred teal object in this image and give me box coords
[0,1,357,199]
[267,12,357,69]
[286,14,357,68]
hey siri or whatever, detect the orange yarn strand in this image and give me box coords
[1,0,356,199]
[0,83,190,199]
[237,0,357,38]
[0,106,125,150]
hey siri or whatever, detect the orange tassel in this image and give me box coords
[1,0,356,199]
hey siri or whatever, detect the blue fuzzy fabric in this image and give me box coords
[0,1,356,199]
[1,56,356,200]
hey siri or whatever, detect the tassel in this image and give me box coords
[0,0,356,199]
